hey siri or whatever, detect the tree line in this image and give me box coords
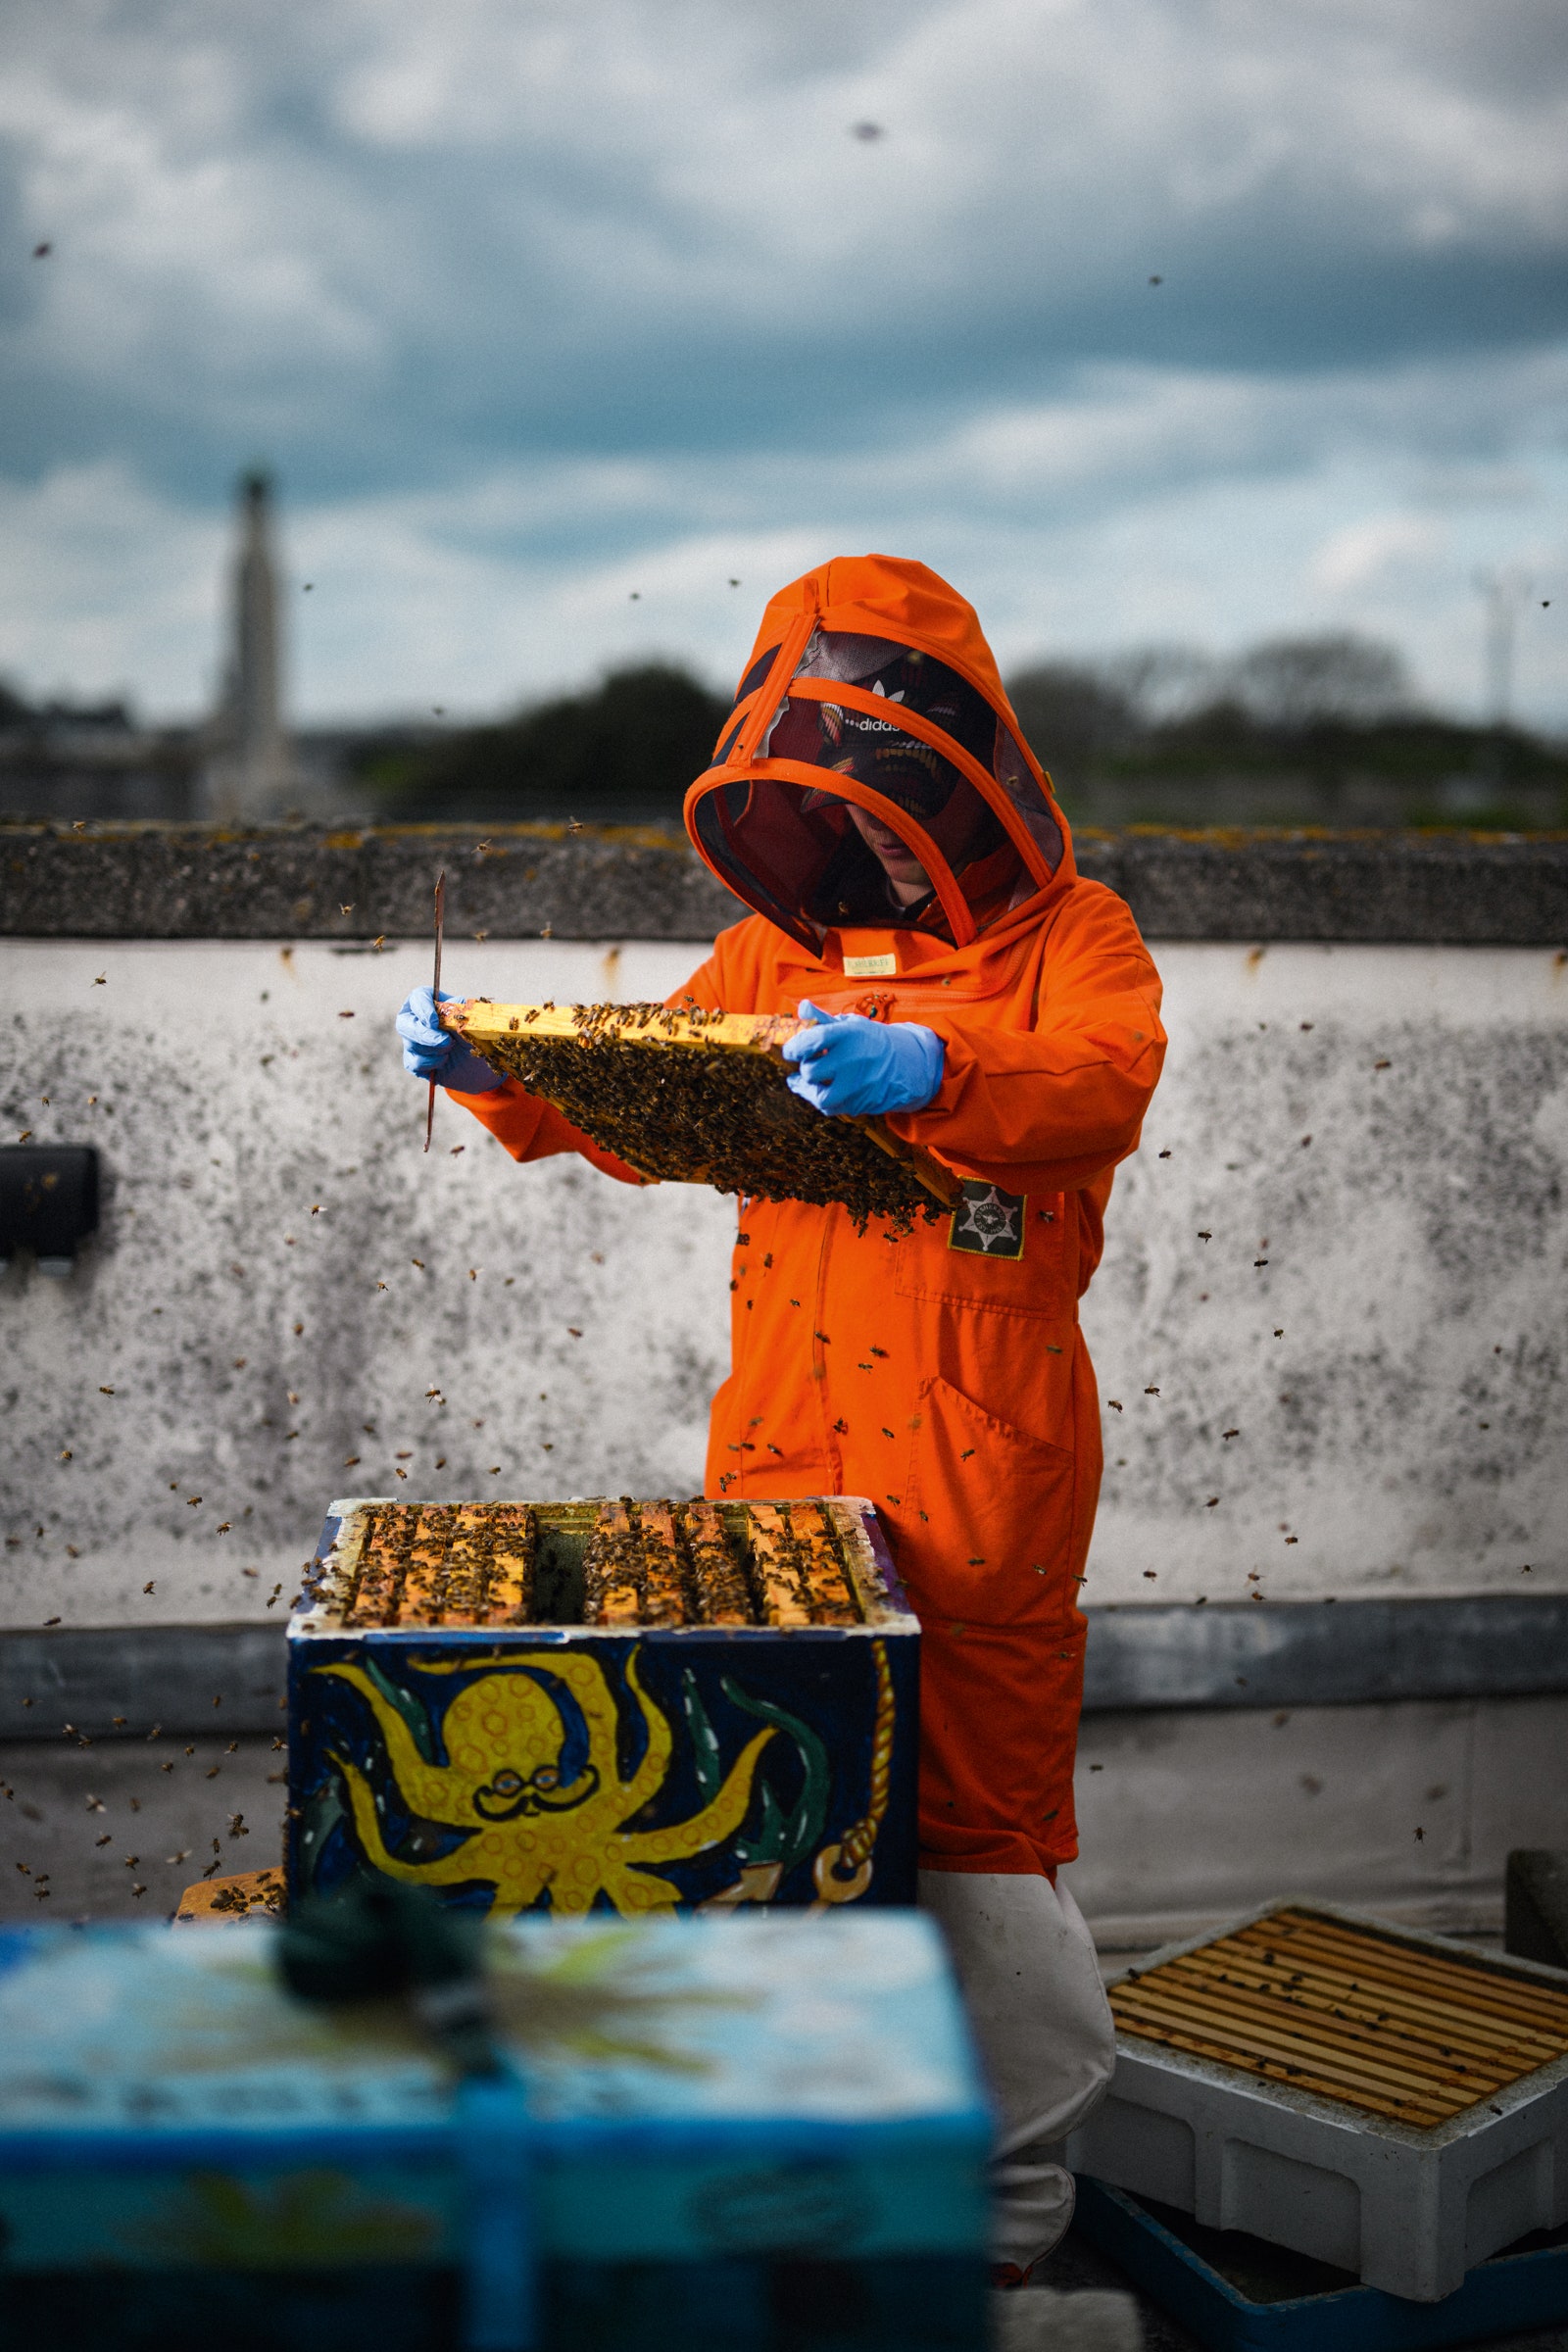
[352,633,1567,833]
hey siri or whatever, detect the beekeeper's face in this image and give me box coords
[843,798,930,898]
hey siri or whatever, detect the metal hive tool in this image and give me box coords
[439,999,959,1228]
[1109,1904,1568,2128]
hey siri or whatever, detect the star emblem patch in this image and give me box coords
[948,1181,1026,1260]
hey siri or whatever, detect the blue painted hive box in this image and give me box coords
[0,1910,989,2352]
[1072,2174,1568,2352]
[288,1495,919,1918]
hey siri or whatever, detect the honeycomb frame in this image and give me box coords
[440,999,959,1227]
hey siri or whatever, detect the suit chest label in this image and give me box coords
[947,1182,1027,1260]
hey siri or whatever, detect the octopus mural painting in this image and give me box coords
[288,1637,912,1916]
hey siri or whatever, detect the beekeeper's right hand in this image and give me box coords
[395,986,506,1093]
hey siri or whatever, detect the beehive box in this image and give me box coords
[440,1000,959,1228]
[287,1496,919,1919]
[1059,1901,1568,2303]
[0,1910,989,2352]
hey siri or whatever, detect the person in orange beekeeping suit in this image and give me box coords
[396,555,1166,2283]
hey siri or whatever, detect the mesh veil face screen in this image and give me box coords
[696,629,1064,948]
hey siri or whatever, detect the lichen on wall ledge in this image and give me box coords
[2,821,1565,943]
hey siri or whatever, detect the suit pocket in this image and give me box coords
[893,1188,1071,1320]
[902,1373,1078,1633]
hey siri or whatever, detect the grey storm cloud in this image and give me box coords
[2,0,1566,498]
[0,0,1563,722]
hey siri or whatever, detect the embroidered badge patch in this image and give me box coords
[948,1181,1026,1260]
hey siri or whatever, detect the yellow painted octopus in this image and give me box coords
[314,1650,774,1915]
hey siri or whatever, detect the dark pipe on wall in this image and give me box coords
[0,1144,99,1274]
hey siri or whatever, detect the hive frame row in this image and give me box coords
[294,1495,911,1640]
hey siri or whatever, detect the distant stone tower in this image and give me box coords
[206,469,295,817]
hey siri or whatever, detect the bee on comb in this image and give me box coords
[438,1001,957,1233]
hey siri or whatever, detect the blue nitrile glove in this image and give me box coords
[396,985,506,1094]
[782,1000,945,1117]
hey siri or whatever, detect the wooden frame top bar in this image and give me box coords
[1109,1903,1568,2128]
[448,1001,801,1054]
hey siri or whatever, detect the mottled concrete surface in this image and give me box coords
[1060,1690,1568,1947]
[1031,2236,1205,2351]
[2,939,731,1625]
[3,937,1563,1628]
[10,1595,1563,1745]
[0,1623,285,1736]
[1086,828,1568,945]
[1080,941,1568,1606]
[3,821,1566,942]
[9,1689,1559,1948]
[0,1734,280,1923]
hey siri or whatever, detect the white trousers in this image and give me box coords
[919,1870,1116,2274]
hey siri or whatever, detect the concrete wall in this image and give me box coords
[1062,1692,1567,1947]
[3,939,725,1627]
[1081,940,1568,1605]
[7,1691,1555,1936]
[3,935,1564,1628]
[5,872,1566,1945]
[6,820,1566,944]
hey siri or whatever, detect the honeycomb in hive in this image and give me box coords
[1108,1903,1568,2128]
[313,1496,875,1631]
[747,1500,860,1628]
[581,1497,699,1628]
[439,999,957,1230]
[683,1498,755,1625]
[331,1501,537,1628]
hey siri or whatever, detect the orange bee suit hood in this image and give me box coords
[454,554,1166,1881]
[684,555,1068,950]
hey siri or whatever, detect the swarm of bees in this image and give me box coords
[319,1496,874,1631]
[440,1000,954,1233]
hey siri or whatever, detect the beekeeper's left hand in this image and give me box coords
[782,1001,945,1117]
[396,985,506,1092]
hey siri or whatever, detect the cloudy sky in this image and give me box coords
[2,0,1565,725]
